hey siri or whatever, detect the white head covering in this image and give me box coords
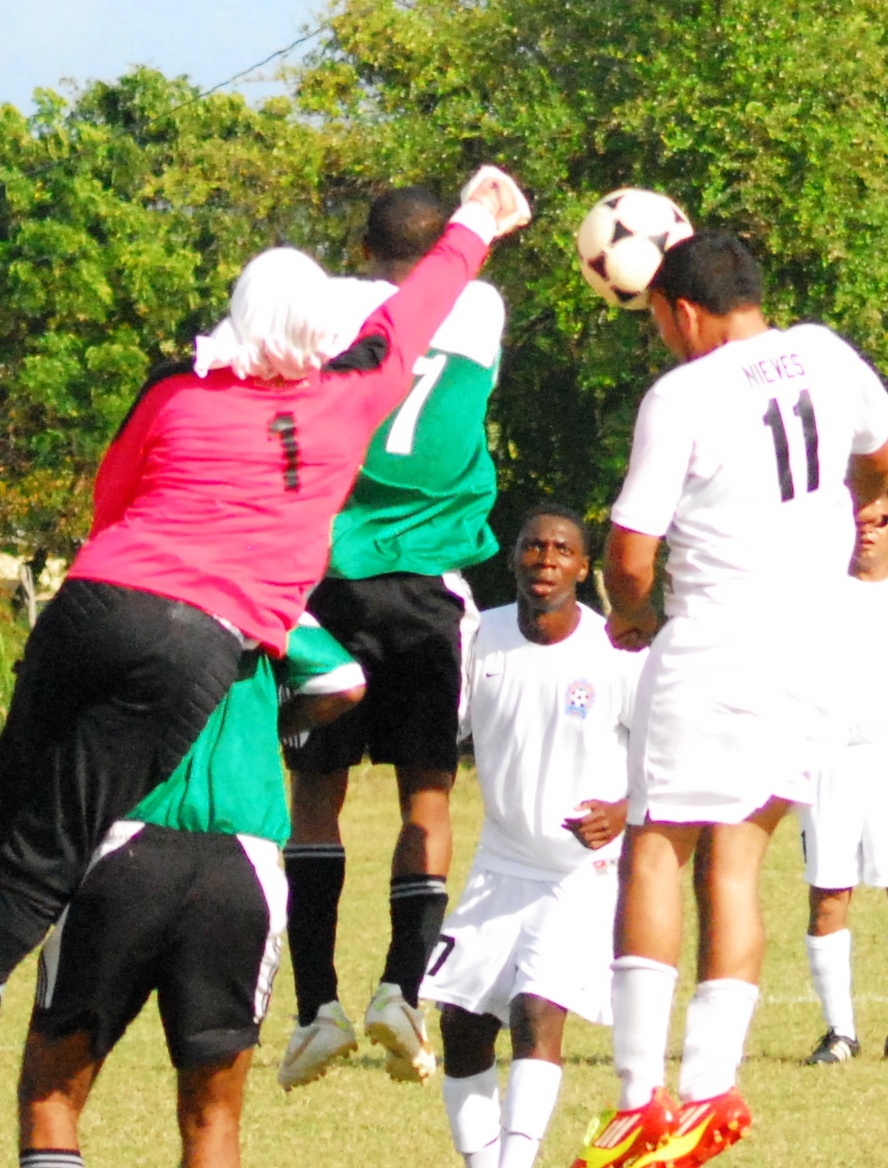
[194,247,335,381]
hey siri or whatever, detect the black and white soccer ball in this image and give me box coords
[576,188,693,310]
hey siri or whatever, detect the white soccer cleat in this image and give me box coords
[364,981,437,1083]
[277,1001,358,1090]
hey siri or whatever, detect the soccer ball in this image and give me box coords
[576,188,693,310]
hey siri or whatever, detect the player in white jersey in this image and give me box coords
[799,492,888,1065]
[421,506,644,1168]
[572,233,888,1168]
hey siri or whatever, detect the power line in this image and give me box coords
[4,26,323,184]
[156,27,321,113]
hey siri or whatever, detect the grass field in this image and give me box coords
[1,762,888,1167]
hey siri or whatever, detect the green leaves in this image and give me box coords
[3,4,888,595]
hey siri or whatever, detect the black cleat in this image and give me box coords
[805,1028,860,1065]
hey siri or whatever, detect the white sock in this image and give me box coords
[679,979,759,1103]
[443,1068,501,1168]
[806,930,855,1038]
[612,955,678,1110]
[465,1145,500,1168]
[499,1058,562,1168]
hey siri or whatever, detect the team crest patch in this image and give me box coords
[565,678,595,719]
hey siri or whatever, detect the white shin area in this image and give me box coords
[499,1058,562,1168]
[679,978,759,1103]
[805,929,855,1038]
[612,955,678,1110]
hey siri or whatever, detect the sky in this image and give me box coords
[2,0,325,114]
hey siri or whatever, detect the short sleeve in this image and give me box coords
[617,645,648,730]
[847,349,888,455]
[610,383,695,537]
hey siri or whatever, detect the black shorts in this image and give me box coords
[286,574,471,773]
[30,823,287,1069]
[0,580,243,977]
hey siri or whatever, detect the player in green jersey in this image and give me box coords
[17,620,364,1168]
[279,186,507,1089]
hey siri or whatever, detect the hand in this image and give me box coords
[605,605,658,651]
[461,165,532,237]
[562,798,628,850]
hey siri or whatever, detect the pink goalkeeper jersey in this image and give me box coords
[68,221,490,655]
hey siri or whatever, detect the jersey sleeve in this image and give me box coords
[326,278,397,358]
[428,280,505,367]
[843,343,888,455]
[616,645,648,730]
[610,381,695,536]
[89,386,164,536]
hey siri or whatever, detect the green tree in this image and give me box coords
[0,69,325,554]
[4,3,888,605]
[285,0,888,602]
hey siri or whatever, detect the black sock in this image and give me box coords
[381,874,448,1008]
[20,1152,85,1168]
[283,843,346,1026]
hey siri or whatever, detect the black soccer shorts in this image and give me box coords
[285,573,471,773]
[30,823,287,1069]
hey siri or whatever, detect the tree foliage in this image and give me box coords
[2,3,888,606]
[0,71,326,552]
[285,0,888,600]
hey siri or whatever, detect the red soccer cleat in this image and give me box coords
[638,1088,751,1167]
[571,1086,679,1168]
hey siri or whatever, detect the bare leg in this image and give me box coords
[19,1030,102,1153]
[392,767,455,878]
[615,820,701,964]
[694,796,790,983]
[177,1049,253,1168]
[509,993,566,1064]
[807,886,853,937]
[289,767,350,847]
[278,686,365,739]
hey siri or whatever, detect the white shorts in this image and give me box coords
[420,860,618,1026]
[628,611,847,826]
[799,743,888,888]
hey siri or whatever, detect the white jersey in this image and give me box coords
[612,324,888,619]
[465,603,643,879]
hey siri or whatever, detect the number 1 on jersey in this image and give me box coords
[270,411,299,491]
[762,390,819,502]
[385,353,447,455]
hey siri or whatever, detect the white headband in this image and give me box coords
[194,247,335,381]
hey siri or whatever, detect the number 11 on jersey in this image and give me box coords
[762,390,820,502]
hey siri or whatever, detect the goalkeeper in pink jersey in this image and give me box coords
[0,168,531,999]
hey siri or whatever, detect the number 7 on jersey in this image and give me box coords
[385,353,447,456]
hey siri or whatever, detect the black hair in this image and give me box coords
[517,502,591,555]
[649,231,763,316]
[364,187,449,262]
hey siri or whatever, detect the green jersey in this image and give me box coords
[125,619,359,844]
[326,278,505,579]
